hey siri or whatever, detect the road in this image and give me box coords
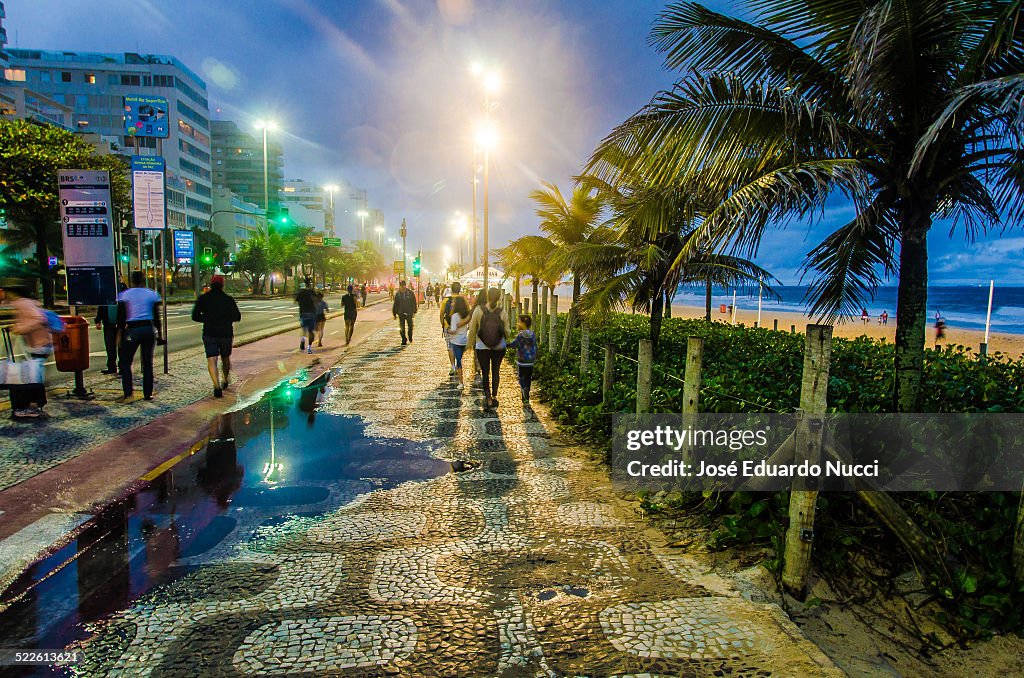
[43,291,388,382]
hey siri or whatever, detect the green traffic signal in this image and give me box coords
[412,256,421,275]
[280,216,288,224]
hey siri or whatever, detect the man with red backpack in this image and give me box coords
[468,287,508,409]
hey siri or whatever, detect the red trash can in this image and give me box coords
[53,315,90,372]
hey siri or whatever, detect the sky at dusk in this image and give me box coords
[4,0,1022,285]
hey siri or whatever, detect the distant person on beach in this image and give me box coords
[879,310,889,325]
[342,285,358,345]
[448,295,471,390]
[191,275,241,398]
[392,280,418,345]
[861,308,869,324]
[295,279,317,354]
[469,287,508,409]
[507,314,537,405]
[117,270,163,402]
[935,312,947,345]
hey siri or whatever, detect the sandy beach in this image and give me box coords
[670,303,1024,359]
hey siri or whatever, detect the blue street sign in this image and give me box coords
[48,256,58,268]
[173,229,195,262]
[123,95,169,138]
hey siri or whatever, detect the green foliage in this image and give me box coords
[535,312,1024,637]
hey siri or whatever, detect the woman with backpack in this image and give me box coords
[468,287,508,409]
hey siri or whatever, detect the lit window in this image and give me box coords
[85,73,96,84]
[3,69,26,82]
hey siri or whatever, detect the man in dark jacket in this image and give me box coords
[94,300,119,374]
[295,278,317,354]
[341,284,358,345]
[192,275,241,398]
[392,280,418,345]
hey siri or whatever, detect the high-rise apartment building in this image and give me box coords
[211,120,284,215]
[3,48,213,232]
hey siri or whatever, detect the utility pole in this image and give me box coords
[472,151,478,270]
[400,218,407,281]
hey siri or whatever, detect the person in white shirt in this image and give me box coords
[448,295,471,390]
[116,271,163,401]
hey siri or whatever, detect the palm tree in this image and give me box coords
[529,182,605,304]
[590,0,1024,412]
[236,230,275,294]
[494,235,557,317]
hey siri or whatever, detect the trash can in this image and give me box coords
[54,315,90,373]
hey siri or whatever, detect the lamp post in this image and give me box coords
[475,122,496,289]
[254,120,277,215]
[375,225,384,250]
[470,64,500,285]
[357,209,368,240]
[324,184,338,236]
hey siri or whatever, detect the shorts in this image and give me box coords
[316,314,327,323]
[451,343,467,368]
[203,336,233,358]
[300,313,317,332]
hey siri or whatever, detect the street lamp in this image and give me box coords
[375,225,384,249]
[357,209,368,240]
[254,120,278,215]
[324,184,338,236]
[469,64,500,273]
[475,121,497,289]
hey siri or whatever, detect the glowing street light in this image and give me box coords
[254,120,278,215]
[475,121,497,287]
[357,209,368,239]
[375,225,384,249]
[324,184,339,235]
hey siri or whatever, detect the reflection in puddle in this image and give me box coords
[0,374,450,676]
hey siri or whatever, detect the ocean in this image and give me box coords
[671,285,1024,335]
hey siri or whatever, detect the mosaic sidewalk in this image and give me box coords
[71,325,839,676]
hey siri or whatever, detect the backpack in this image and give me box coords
[517,331,537,363]
[442,297,455,326]
[478,306,505,348]
[44,310,65,333]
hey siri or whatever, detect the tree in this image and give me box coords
[495,235,558,321]
[529,181,605,304]
[591,0,1024,412]
[236,230,274,295]
[0,120,131,307]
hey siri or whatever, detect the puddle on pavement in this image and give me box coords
[0,371,451,676]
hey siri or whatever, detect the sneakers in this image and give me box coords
[449,367,456,376]
[457,383,464,391]
[214,387,223,398]
[221,377,229,390]
[306,346,313,354]
[300,338,306,351]
[12,408,41,419]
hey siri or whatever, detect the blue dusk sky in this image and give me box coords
[5,0,1022,286]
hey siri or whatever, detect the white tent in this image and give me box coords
[458,265,513,293]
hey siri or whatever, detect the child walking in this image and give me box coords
[507,315,537,404]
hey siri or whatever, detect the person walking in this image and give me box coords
[507,314,537,404]
[94,287,122,375]
[440,281,466,376]
[342,284,358,345]
[191,275,241,398]
[392,280,418,345]
[448,295,471,390]
[468,287,508,409]
[315,290,329,347]
[295,278,317,354]
[388,282,395,301]
[360,283,368,308]
[117,270,163,402]
[1,281,53,420]
[935,312,947,346]
[425,283,434,309]
[466,289,487,386]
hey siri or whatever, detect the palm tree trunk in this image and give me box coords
[650,292,664,349]
[705,277,713,321]
[531,279,539,328]
[893,214,932,412]
[572,274,581,305]
[664,291,672,318]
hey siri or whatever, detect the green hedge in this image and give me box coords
[533,313,1024,637]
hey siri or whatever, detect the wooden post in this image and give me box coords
[682,337,703,414]
[580,321,590,373]
[560,305,577,361]
[603,344,615,404]
[549,293,559,352]
[791,324,796,334]
[782,324,832,599]
[636,338,653,414]
[774,319,778,331]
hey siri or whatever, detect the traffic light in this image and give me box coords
[119,247,130,263]
[202,247,213,264]
[412,256,421,276]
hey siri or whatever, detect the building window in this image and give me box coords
[61,72,72,83]
[108,74,119,85]
[39,71,52,83]
[85,73,96,84]
[3,69,26,82]
[120,74,141,86]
